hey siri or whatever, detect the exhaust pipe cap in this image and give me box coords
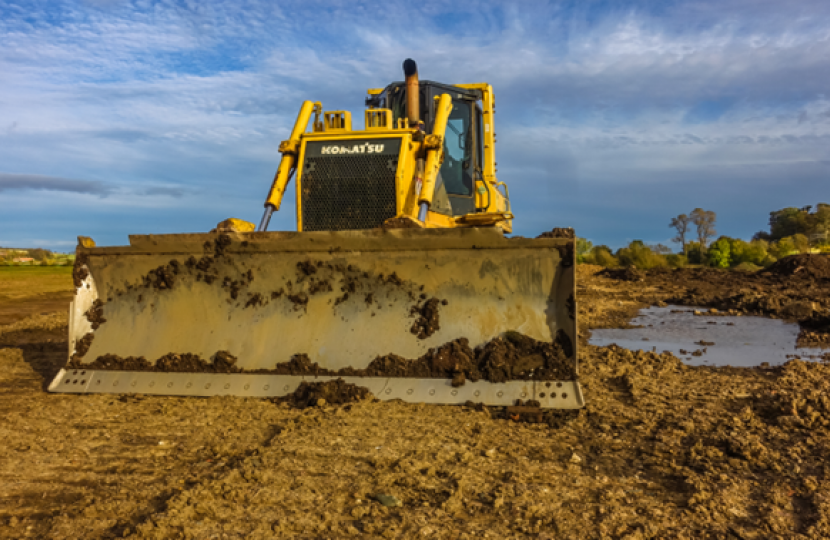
[403,58,417,77]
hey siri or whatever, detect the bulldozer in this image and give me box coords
[49,60,583,409]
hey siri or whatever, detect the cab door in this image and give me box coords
[439,97,477,216]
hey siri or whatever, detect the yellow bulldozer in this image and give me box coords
[49,60,583,409]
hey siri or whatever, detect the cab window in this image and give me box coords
[440,99,474,196]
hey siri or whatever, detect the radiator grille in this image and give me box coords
[300,141,399,231]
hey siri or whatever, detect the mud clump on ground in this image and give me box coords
[279,378,373,409]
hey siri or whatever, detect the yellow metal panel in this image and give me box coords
[365,108,393,130]
[323,111,352,131]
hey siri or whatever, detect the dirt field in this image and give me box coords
[0,267,74,326]
[2,261,830,539]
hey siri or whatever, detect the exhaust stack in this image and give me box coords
[403,58,420,128]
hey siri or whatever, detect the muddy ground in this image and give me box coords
[2,261,830,539]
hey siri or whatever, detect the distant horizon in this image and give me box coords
[1,0,828,249]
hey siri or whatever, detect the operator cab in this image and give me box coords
[367,82,484,217]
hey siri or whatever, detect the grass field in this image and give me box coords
[0,266,74,325]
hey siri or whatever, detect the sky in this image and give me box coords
[1,0,828,251]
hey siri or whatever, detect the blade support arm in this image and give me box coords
[263,100,318,212]
[417,93,453,217]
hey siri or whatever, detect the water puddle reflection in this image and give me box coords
[589,305,827,367]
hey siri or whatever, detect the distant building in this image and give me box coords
[13,257,35,263]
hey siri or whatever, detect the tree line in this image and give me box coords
[578,203,830,269]
[0,247,74,266]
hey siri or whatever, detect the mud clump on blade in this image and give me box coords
[213,234,233,258]
[84,299,107,329]
[297,260,317,276]
[76,351,242,373]
[271,354,331,376]
[155,352,241,373]
[382,216,422,229]
[82,354,152,370]
[194,256,213,272]
[212,350,238,371]
[287,293,309,309]
[245,293,264,308]
[308,280,332,295]
[69,333,94,363]
[477,330,575,382]
[72,252,90,290]
[144,260,180,290]
[410,297,442,339]
[536,227,575,239]
[281,378,372,409]
[155,353,211,372]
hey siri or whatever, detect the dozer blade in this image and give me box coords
[50,228,582,409]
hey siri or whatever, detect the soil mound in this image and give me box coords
[598,267,646,282]
[763,253,830,280]
[283,378,372,408]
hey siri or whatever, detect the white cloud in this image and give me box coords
[1,0,829,247]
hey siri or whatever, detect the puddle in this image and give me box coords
[589,305,827,367]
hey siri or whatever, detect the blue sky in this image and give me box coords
[1,0,828,251]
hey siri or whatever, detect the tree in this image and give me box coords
[617,241,668,269]
[650,243,672,254]
[769,208,810,240]
[665,253,688,268]
[28,248,52,262]
[707,237,731,268]
[690,208,717,251]
[752,230,772,242]
[686,241,703,264]
[793,233,810,254]
[811,203,830,240]
[592,246,618,267]
[740,239,769,266]
[576,238,593,263]
[770,236,797,258]
[669,214,691,255]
